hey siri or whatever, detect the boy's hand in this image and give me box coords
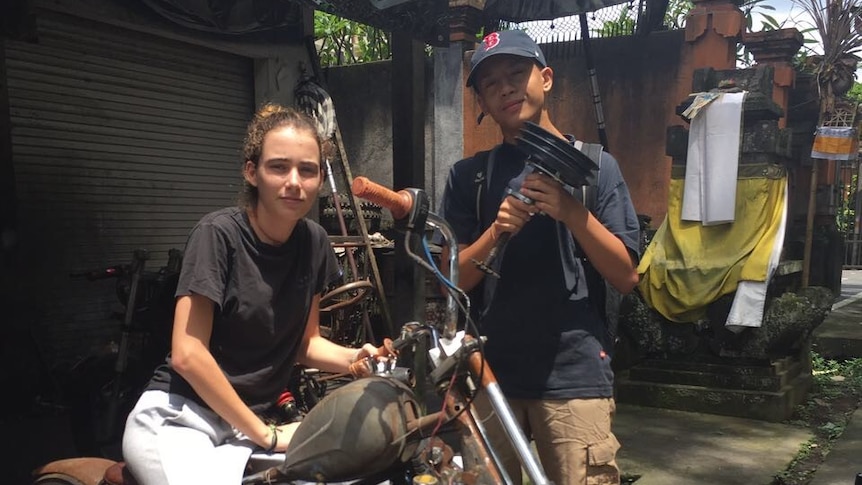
[492,194,534,239]
[520,173,583,224]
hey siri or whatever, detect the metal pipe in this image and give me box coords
[426,213,459,340]
[325,158,376,342]
[325,159,360,278]
[579,13,610,150]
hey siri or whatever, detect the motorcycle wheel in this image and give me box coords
[32,473,86,485]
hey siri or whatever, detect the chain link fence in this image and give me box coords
[505,0,690,42]
[508,2,640,42]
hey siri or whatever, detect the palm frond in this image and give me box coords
[792,0,862,61]
[792,0,862,113]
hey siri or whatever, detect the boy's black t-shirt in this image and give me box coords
[147,207,340,413]
[440,142,640,399]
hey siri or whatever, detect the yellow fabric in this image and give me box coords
[637,175,786,323]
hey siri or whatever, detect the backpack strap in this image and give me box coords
[473,151,489,224]
[573,140,621,346]
[573,140,603,214]
[473,145,500,231]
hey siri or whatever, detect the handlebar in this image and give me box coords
[69,265,129,281]
[351,177,413,220]
[351,176,459,339]
[70,250,151,282]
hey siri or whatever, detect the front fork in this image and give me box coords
[419,335,551,485]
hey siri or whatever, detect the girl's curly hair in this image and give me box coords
[239,103,334,209]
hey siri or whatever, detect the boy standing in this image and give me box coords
[439,30,640,484]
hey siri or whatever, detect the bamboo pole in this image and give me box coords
[802,158,819,287]
[853,160,862,266]
[803,96,828,287]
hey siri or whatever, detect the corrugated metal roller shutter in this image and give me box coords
[5,10,254,362]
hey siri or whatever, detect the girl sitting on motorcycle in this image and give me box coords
[122,103,388,485]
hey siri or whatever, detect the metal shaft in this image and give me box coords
[579,13,609,151]
[467,348,550,485]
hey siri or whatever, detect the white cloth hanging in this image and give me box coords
[681,91,747,226]
[725,177,788,330]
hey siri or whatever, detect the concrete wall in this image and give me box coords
[322,59,437,217]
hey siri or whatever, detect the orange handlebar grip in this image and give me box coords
[351,176,413,220]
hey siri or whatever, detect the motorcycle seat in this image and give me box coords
[102,461,137,485]
[100,453,285,485]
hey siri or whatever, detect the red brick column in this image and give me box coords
[684,0,745,70]
[744,29,804,128]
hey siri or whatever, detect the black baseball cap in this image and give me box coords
[466,30,548,88]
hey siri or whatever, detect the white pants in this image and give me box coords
[122,390,256,485]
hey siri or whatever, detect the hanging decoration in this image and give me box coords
[811,126,860,161]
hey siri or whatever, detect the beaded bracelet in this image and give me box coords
[265,423,278,454]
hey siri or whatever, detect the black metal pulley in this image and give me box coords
[515,121,598,188]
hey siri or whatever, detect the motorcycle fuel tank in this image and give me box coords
[278,376,421,482]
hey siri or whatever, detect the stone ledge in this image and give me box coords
[812,296,862,359]
[616,371,813,422]
[628,359,804,392]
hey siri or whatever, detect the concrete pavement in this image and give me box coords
[613,403,813,485]
[808,408,862,485]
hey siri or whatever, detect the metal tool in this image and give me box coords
[473,121,599,279]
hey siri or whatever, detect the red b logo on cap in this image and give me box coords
[483,32,500,50]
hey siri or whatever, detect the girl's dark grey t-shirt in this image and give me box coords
[148,207,340,412]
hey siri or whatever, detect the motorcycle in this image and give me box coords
[41,249,182,460]
[31,180,552,485]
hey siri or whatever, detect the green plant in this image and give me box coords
[818,421,845,439]
[847,81,862,103]
[596,8,637,37]
[774,437,822,483]
[314,11,391,67]
[791,0,862,112]
[836,173,856,234]
[743,0,782,31]
[774,352,862,484]
[737,0,793,66]
[596,0,692,35]
[811,352,862,388]
[664,0,694,29]
[658,0,789,66]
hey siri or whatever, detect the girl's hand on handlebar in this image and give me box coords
[348,338,395,378]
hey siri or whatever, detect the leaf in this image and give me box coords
[761,13,780,28]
